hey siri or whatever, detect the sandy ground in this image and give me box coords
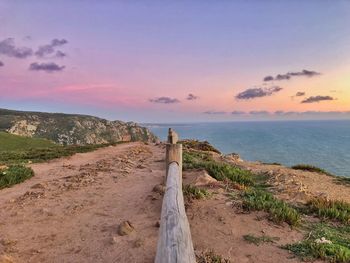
[224,158,350,204]
[0,143,164,263]
[0,143,328,263]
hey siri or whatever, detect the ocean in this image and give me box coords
[148,120,350,177]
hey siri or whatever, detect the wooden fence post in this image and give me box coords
[155,128,196,263]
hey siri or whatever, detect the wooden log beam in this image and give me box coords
[155,162,196,263]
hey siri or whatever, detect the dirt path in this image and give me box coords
[0,142,165,263]
[1,143,313,263]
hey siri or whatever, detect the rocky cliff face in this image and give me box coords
[0,108,157,145]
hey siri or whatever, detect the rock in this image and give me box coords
[136,164,146,169]
[134,238,144,248]
[155,220,160,228]
[194,171,217,187]
[0,255,16,263]
[153,184,166,194]
[0,165,8,170]
[315,237,332,244]
[110,236,118,244]
[31,183,46,189]
[118,221,135,236]
[40,208,54,216]
[225,153,243,162]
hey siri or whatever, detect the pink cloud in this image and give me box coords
[0,83,148,109]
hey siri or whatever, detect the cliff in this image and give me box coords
[0,108,157,145]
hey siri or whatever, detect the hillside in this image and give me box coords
[0,108,157,145]
[0,132,55,151]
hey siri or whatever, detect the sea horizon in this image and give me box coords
[148,120,350,178]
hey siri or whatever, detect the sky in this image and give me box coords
[0,0,349,123]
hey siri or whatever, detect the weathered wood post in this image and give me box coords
[165,128,182,180]
[155,128,196,263]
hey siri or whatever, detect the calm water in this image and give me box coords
[148,120,350,177]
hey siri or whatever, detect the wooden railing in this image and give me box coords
[155,129,196,263]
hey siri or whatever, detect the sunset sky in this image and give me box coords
[0,1,349,122]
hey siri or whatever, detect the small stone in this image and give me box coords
[153,184,166,194]
[31,183,46,189]
[134,238,144,248]
[315,237,332,244]
[110,236,118,244]
[155,220,160,228]
[0,239,17,246]
[0,255,16,263]
[118,221,135,236]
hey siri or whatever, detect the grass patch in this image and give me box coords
[0,143,117,165]
[0,131,55,151]
[0,165,34,189]
[183,184,210,200]
[196,250,231,263]
[0,132,118,188]
[262,162,281,166]
[243,234,280,246]
[285,223,350,262]
[334,176,350,186]
[292,164,332,176]
[183,151,255,187]
[242,188,301,226]
[306,197,350,224]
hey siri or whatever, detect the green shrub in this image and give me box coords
[183,151,254,187]
[0,165,34,189]
[285,223,350,262]
[196,250,231,263]
[292,164,332,176]
[243,234,280,246]
[183,184,210,199]
[242,188,301,226]
[0,143,116,165]
[307,197,350,224]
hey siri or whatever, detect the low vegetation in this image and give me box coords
[196,250,231,263]
[306,197,350,224]
[285,223,350,262]
[0,143,114,165]
[242,188,301,226]
[0,132,119,189]
[183,151,254,187]
[291,164,332,176]
[181,139,221,154]
[243,234,280,246]
[184,148,301,226]
[0,165,34,189]
[334,176,350,186]
[183,184,210,200]
[183,140,350,262]
[0,131,55,151]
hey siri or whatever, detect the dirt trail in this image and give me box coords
[0,142,165,263]
[1,143,311,263]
